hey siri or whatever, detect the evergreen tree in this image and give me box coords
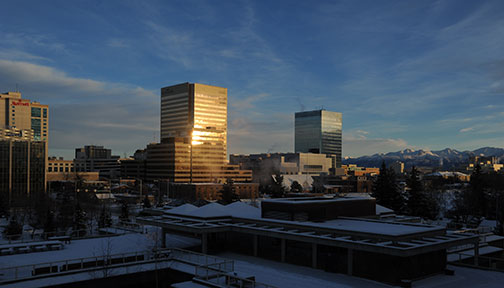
[219,178,240,204]
[290,181,303,193]
[143,196,152,208]
[271,173,286,198]
[57,191,74,230]
[0,192,9,218]
[120,201,129,222]
[98,205,112,228]
[44,208,55,236]
[406,166,439,220]
[372,161,405,213]
[469,164,487,217]
[4,215,23,240]
[73,203,87,237]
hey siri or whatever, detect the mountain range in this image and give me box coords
[343,147,504,169]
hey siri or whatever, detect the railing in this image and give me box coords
[451,253,504,271]
[171,248,234,270]
[0,247,276,287]
[0,250,159,284]
[1,228,129,245]
[194,267,277,288]
[0,248,229,284]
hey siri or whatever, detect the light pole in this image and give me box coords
[190,141,193,184]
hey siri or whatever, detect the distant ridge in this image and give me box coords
[343,147,504,169]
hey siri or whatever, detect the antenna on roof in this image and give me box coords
[15,83,19,92]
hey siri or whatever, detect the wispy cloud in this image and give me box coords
[459,127,474,133]
[106,38,130,48]
[0,60,158,158]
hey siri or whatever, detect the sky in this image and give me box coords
[0,0,503,159]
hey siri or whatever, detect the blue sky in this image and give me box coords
[1,0,503,159]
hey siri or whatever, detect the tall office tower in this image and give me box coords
[0,92,49,143]
[295,109,342,168]
[158,83,229,182]
[0,92,48,206]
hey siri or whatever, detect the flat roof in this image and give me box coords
[262,196,372,204]
[138,203,478,257]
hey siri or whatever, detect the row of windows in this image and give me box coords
[48,167,74,172]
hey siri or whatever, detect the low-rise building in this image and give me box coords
[74,145,121,179]
[169,182,259,201]
[138,197,479,285]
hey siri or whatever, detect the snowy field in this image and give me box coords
[0,227,200,269]
[218,252,504,288]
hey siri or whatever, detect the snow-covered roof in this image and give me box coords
[167,204,199,214]
[427,171,469,177]
[262,196,370,204]
[165,202,261,219]
[376,204,394,215]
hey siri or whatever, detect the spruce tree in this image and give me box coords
[98,205,112,228]
[469,164,486,217]
[372,161,405,213]
[143,196,152,208]
[271,173,286,198]
[4,215,23,240]
[120,201,129,222]
[406,166,438,220]
[73,203,87,237]
[290,181,303,193]
[219,178,240,204]
[0,192,9,218]
[44,208,55,236]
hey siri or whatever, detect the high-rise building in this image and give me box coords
[1,92,48,206]
[0,92,49,143]
[161,82,227,165]
[295,109,342,168]
[141,82,251,184]
[0,135,46,207]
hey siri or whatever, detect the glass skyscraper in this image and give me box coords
[158,82,233,183]
[295,109,342,167]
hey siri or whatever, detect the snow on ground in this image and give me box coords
[0,233,155,268]
[217,252,390,288]
[218,252,504,288]
[416,265,504,288]
[0,227,199,269]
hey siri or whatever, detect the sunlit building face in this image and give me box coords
[159,83,233,182]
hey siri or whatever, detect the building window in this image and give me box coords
[59,167,63,172]
[31,107,41,117]
[43,108,47,118]
[48,167,52,172]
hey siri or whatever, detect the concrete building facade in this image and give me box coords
[74,145,121,179]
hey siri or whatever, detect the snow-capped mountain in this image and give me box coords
[343,147,504,169]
